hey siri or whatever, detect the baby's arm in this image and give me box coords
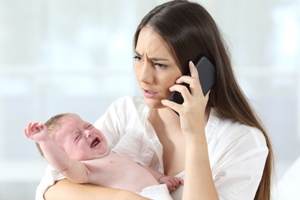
[142,165,183,191]
[24,122,90,183]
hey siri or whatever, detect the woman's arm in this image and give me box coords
[183,129,218,200]
[45,179,150,200]
[162,62,218,200]
[180,63,218,200]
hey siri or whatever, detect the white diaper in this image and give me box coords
[138,184,173,200]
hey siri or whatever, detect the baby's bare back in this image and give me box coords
[81,152,159,192]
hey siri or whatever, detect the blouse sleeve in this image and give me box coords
[94,96,156,167]
[210,123,269,200]
[93,97,127,149]
[93,96,147,151]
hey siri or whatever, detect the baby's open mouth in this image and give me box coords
[91,138,100,148]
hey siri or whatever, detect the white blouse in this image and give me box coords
[36,96,268,200]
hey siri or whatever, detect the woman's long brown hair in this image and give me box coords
[134,1,274,199]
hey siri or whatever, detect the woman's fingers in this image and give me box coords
[161,99,181,114]
[189,61,199,79]
[163,60,208,115]
[174,61,203,97]
[189,61,204,96]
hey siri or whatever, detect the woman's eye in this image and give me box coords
[155,63,167,68]
[133,55,142,61]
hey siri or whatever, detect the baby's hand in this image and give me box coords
[158,176,184,191]
[24,122,48,142]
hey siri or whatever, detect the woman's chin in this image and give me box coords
[144,98,165,109]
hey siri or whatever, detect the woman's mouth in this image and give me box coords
[143,89,157,98]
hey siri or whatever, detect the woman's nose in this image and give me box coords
[137,62,154,83]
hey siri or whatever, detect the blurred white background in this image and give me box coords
[0,0,299,199]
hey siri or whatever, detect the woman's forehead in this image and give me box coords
[136,27,173,58]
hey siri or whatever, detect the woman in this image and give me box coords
[40,1,273,200]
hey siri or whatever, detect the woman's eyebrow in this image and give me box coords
[134,50,142,56]
[134,50,170,61]
[151,57,169,62]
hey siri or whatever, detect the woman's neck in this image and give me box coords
[150,106,211,125]
[149,107,180,126]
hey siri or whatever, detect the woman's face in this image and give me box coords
[134,26,182,108]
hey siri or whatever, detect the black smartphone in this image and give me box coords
[168,56,216,105]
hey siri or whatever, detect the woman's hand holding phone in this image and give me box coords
[163,56,215,117]
[162,60,211,135]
